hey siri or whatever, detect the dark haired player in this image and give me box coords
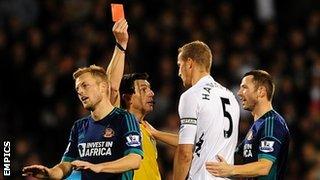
[206,70,290,179]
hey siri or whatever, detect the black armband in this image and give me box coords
[116,42,126,52]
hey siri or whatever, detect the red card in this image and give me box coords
[111,4,125,22]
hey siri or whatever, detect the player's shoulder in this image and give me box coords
[73,115,91,129]
[271,110,289,130]
[265,110,287,124]
[108,108,134,125]
[261,110,289,133]
[113,107,128,116]
[184,75,235,99]
[181,87,198,99]
[76,115,90,122]
[114,107,134,118]
[115,107,138,123]
[179,87,202,107]
[198,75,234,94]
[181,75,213,98]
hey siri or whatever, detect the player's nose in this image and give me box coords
[77,88,84,96]
[237,89,242,97]
[148,89,155,97]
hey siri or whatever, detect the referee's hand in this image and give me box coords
[113,18,128,50]
[142,121,158,136]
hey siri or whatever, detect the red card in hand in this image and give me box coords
[111,4,124,22]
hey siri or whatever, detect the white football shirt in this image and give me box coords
[178,75,240,180]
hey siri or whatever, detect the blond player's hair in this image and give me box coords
[178,40,213,72]
[73,65,109,83]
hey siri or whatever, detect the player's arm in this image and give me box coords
[153,130,178,147]
[142,121,178,147]
[173,92,198,180]
[206,155,273,177]
[23,123,79,179]
[232,158,273,177]
[71,153,141,173]
[174,144,194,180]
[107,18,128,106]
[22,162,72,179]
[207,119,286,177]
[230,118,285,177]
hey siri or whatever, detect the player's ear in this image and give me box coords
[257,86,266,98]
[99,81,109,93]
[187,57,193,69]
[122,94,132,107]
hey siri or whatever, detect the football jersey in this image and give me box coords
[62,107,143,180]
[178,75,240,180]
[133,124,161,180]
[237,110,290,180]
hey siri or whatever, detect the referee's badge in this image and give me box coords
[246,130,253,140]
[103,128,115,138]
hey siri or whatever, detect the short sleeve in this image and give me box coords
[178,92,199,144]
[235,140,245,156]
[62,124,79,162]
[122,113,143,157]
[258,117,287,162]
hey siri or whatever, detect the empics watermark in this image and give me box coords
[3,141,10,176]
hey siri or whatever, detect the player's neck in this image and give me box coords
[191,69,209,86]
[91,99,114,121]
[129,108,145,122]
[252,100,273,121]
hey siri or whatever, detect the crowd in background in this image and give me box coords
[0,0,319,179]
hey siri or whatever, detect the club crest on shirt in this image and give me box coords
[103,128,115,138]
[246,130,253,140]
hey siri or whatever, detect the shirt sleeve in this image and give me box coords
[235,140,245,156]
[178,91,199,144]
[61,123,79,162]
[258,117,287,162]
[122,113,143,158]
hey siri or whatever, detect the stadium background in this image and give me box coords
[0,0,319,179]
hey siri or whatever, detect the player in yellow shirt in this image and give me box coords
[119,73,161,180]
[139,121,159,179]
[107,19,161,179]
